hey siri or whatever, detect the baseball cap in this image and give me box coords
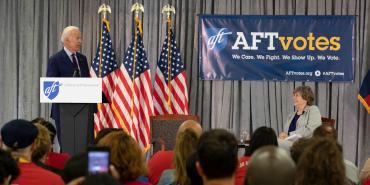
[1,119,39,149]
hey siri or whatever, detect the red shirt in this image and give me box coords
[12,162,64,185]
[147,151,174,185]
[46,152,70,170]
[235,156,251,185]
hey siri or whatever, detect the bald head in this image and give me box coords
[245,146,296,185]
[177,120,202,137]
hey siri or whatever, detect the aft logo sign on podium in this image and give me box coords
[43,81,61,100]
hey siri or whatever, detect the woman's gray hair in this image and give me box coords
[60,26,79,43]
[293,86,315,106]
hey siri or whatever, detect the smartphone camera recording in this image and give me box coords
[87,147,110,175]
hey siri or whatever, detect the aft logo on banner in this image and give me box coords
[206,28,232,51]
[199,15,355,82]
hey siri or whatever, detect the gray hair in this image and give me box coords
[60,26,79,43]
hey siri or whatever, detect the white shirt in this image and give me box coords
[63,47,80,71]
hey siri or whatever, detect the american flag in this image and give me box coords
[358,69,370,114]
[112,20,153,149]
[153,28,188,115]
[90,19,120,131]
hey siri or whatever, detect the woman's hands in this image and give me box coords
[279,132,288,140]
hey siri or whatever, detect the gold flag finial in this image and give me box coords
[98,4,111,19]
[161,4,175,18]
[131,3,144,17]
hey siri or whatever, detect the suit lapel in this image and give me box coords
[61,49,73,63]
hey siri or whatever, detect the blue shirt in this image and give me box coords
[288,113,301,135]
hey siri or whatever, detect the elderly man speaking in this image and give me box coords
[46,26,90,152]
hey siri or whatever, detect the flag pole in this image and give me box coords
[95,4,112,133]
[130,3,144,118]
[162,5,176,112]
[98,4,111,78]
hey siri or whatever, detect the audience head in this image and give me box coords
[93,128,123,145]
[245,126,278,156]
[313,124,337,140]
[186,153,203,185]
[174,129,199,185]
[196,129,238,181]
[295,138,346,185]
[245,146,296,185]
[32,123,52,162]
[80,174,120,185]
[293,86,314,106]
[31,117,56,145]
[1,119,38,160]
[0,149,20,185]
[62,152,88,183]
[61,26,81,53]
[290,138,311,164]
[178,120,202,137]
[98,131,146,183]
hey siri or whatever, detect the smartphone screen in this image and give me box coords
[87,147,110,175]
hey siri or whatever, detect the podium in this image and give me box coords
[40,78,102,155]
[150,114,200,154]
[59,104,95,155]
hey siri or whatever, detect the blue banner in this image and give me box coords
[199,15,355,81]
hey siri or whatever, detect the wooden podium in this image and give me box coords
[150,114,199,153]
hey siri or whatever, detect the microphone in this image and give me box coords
[73,69,80,77]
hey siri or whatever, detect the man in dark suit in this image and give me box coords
[46,26,90,149]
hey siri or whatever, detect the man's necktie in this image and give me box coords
[71,54,80,77]
[71,54,78,69]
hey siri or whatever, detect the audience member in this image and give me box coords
[148,120,202,185]
[196,129,238,185]
[0,149,20,185]
[235,126,278,185]
[98,131,149,185]
[93,128,123,144]
[32,123,63,175]
[186,153,202,185]
[295,138,346,185]
[31,117,57,145]
[62,152,88,184]
[244,146,296,185]
[31,117,70,170]
[158,129,199,185]
[245,126,278,156]
[290,138,311,164]
[0,119,64,185]
[313,124,359,184]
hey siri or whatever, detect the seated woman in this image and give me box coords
[157,129,199,185]
[98,132,149,185]
[279,86,321,140]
